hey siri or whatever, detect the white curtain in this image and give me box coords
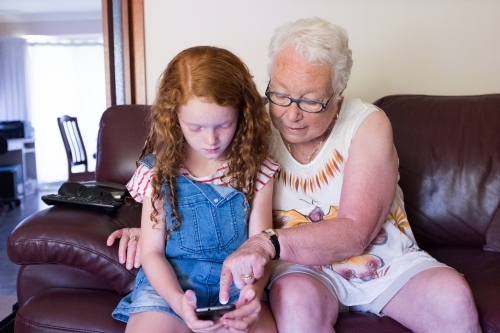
[0,37,29,121]
[27,37,106,185]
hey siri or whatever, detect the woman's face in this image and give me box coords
[269,48,339,146]
[178,96,238,163]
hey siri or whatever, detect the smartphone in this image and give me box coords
[194,304,236,321]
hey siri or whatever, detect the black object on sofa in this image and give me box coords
[7,95,500,332]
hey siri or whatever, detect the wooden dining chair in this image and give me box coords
[57,115,95,182]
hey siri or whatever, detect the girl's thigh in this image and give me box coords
[125,311,191,333]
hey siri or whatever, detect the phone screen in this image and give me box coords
[194,304,236,321]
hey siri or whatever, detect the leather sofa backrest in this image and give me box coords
[374,94,500,249]
[95,105,151,184]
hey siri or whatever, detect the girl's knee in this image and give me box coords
[126,312,189,333]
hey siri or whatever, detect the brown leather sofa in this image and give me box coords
[8,95,500,333]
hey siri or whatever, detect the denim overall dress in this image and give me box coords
[113,154,249,322]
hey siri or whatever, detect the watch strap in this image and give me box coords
[262,229,280,260]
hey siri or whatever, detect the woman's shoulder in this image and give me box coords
[339,97,381,129]
[343,97,378,113]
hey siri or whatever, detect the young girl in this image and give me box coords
[112,46,278,333]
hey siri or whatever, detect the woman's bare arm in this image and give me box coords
[278,111,398,265]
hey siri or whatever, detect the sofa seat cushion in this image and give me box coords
[335,312,411,333]
[15,288,125,333]
[426,247,500,333]
[15,264,120,307]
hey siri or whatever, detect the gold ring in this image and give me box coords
[242,273,254,280]
[130,235,137,242]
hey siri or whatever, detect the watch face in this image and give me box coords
[264,229,277,237]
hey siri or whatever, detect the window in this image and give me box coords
[26,36,106,184]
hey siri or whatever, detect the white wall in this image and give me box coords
[144,0,500,104]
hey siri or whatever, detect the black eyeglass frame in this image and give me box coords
[264,83,335,114]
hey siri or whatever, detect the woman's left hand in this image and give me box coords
[106,227,142,270]
[220,285,261,333]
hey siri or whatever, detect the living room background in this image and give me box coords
[0,1,104,186]
[27,37,105,184]
[2,0,499,188]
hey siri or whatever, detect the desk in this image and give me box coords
[0,138,37,195]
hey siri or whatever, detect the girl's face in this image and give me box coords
[178,96,238,163]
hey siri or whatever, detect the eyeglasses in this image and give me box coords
[265,83,334,114]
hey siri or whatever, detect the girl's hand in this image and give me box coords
[220,286,261,332]
[181,290,225,332]
[106,228,142,270]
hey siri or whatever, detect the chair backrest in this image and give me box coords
[57,115,94,181]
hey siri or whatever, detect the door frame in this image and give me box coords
[102,0,146,106]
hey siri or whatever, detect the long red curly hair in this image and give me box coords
[138,46,271,236]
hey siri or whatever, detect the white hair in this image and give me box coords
[267,17,353,98]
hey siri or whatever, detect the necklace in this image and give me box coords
[285,107,340,164]
[287,140,323,164]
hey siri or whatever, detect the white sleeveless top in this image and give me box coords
[270,97,440,305]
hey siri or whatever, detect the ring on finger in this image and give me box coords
[130,235,137,242]
[242,273,254,280]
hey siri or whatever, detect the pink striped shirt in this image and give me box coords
[126,158,280,203]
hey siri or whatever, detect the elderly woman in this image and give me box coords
[109,17,481,333]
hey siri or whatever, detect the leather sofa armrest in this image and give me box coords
[7,200,142,294]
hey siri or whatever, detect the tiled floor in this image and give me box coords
[0,185,58,321]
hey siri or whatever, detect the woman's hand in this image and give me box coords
[106,228,142,270]
[219,233,273,303]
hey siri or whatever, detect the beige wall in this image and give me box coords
[144,0,500,104]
